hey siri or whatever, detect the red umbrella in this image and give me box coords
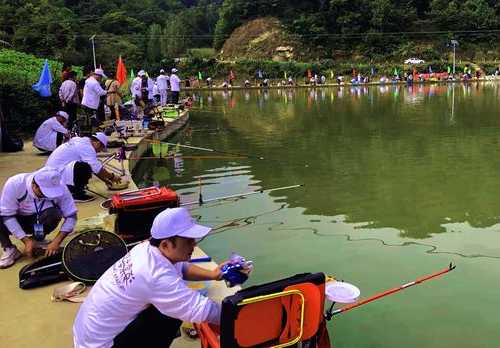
[116,56,127,85]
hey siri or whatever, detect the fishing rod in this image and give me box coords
[27,241,212,274]
[99,184,303,210]
[145,139,265,160]
[180,184,304,206]
[128,155,246,160]
[325,263,456,320]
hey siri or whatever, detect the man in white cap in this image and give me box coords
[169,68,181,104]
[81,68,108,131]
[131,70,145,116]
[0,167,78,268]
[73,207,224,348]
[46,132,121,202]
[33,111,70,153]
[156,69,169,106]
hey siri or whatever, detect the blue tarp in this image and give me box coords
[32,59,52,97]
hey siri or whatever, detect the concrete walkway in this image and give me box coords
[0,116,234,348]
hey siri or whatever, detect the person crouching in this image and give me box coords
[33,111,70,153]
[73,207,224,348]
[0,167,77,268]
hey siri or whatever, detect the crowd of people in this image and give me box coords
[0,63,231,348]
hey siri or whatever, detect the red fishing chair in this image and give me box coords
[195,272,331,348]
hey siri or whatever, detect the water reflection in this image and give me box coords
[135,83,500,239]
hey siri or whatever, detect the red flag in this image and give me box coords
[116,56,127,85]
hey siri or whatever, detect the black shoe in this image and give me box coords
[73,192,96,203]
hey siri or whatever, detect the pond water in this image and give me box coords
[133,83,500,347]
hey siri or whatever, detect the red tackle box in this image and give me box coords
[110,187,180,242]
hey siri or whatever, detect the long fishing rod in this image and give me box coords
[128,155,246,160]
[180,184,304,206]
[27,240,212,274]
[99,184,303,210]
[325,263,456,320]
[145,139,265,160]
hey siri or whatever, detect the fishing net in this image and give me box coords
[62,229,127,284]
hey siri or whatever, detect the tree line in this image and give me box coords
[0,0,499,72]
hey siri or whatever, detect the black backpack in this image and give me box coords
[2,126,24,152]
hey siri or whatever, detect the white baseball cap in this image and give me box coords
[171,68,178,73]
[93,132,108,148]
[160,69,165,73]
[33,167,65,199]
[151,207,211,240]
[94,68,107,78]
[138,70,146,77]
[56,111,69,120]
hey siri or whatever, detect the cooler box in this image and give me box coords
[110,187,180,242]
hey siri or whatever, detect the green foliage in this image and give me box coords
[0,49,81,135]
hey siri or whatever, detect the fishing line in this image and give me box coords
[266,225,500,260]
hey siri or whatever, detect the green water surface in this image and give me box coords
[133,83,500,347]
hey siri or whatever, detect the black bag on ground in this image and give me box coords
[19,252,68,289]
[2,127,23,152]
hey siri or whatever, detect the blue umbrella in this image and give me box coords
[32,59,52,97]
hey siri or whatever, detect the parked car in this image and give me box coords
[404,58,425,64]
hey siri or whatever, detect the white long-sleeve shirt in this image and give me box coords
[33,117,69,152]
[81,76,106,110]
[170,74,181,92]
[130,77,142,98]
[59,79,80,104]
[46,136,102,174]
[73,242,220,348]
[156,74,168,90]
[0,173,77,239]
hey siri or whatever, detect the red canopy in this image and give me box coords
[116,56,127,85]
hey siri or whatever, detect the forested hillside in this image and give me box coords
[0,0,499,69]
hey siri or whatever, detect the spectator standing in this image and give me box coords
[169,68,181,104]
[59,71,80,128]
[105,73,122,121]
[157,70,169,106]
[81,69,107,133]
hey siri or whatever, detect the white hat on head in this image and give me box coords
[138,70,146,77]
[93,132,108,148]
[33,167,65,199]
[171,68,178,73]
[151,207,211,240]
[160,69,165,73]
[56,111,69,120]
[94,68,107,78]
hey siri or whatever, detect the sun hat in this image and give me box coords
[92,132,108,149]
[56,111,69,120]
[138,70,146,77]
[94,68,107,78]
[171,68,178,73]
[33,167,65,199]
[151,207,211,240]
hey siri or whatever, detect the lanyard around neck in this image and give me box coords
[33,199,46,218]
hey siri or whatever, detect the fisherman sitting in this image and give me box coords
[0,167,77,268]
[33,111,70,153]
[45,132,121,202]
[73,207,225,348]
